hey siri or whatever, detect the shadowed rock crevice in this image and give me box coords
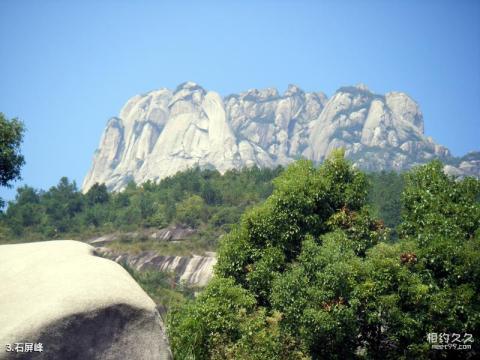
[8,305,170,360]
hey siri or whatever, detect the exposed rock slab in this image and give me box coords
[0,240,171,360]
[87,225,197,246]
[149,226,196,241]
[96,247,216,288]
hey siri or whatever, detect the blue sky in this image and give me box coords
[0,0,479,202]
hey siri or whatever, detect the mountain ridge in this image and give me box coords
[83,82,479,192]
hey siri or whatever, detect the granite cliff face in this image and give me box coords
[83,82,477,192]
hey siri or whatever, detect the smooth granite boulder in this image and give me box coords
[0,240,171,360]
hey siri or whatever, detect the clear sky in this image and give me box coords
[0,0,479,202]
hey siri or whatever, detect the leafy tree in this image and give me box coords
[168,151,387,359]
[86,183,109,205]
[5,186,44,235]
[399,160,479,244]
[83,204,109,228]
[354,162,480,359]
[168,277,308,359]
[42,177,83,233]
[271,233,363,358]
[0,113,25,207]
[0,113,25,187]
[167,155,480,359]
[215,151,378,303]
[367,170,404,233]
[168,277,257,359]
[176,194,207,227]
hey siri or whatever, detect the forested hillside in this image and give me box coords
[0,165,403,247]
[0,166,282,246]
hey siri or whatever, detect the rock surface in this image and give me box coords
[0,240,171,360]
[83,82,478,192]
[443,151,480,178]
[87,225,197,246]
[96,247,216,288]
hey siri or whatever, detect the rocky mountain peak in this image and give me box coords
[240,87,280,102]
[174,81,204,92]
[284,84,304,97]
[82,82,477,192]
[355,83,370,92]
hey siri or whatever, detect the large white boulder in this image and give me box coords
[0,240,171,360]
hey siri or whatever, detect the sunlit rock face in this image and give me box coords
[304,86,451,171]
[0,240,172,360]
[83,82,476,192]
[96,247,217,288]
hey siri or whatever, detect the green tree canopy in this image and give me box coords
[0,113,25,208]
[167,153,480,359]
[86,183,110,205]
[167,151,387,358]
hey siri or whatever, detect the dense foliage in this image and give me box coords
[367,170,404,233]
[167,153,479,359]
[0,166,282,247]
[0,164,403,247]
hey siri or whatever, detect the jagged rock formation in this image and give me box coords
[0,240,171,360]
[83,82,477,192]
[96,247,216,288]
[443,151,480,178]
